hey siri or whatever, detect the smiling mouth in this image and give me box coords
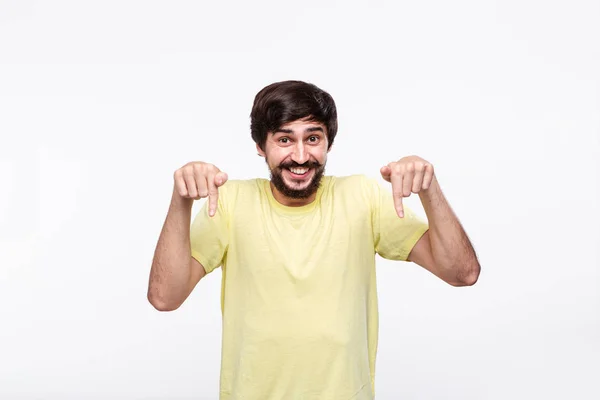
[289,167,309,175]
[284,167,313,180]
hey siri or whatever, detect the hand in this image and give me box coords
[173,161,228,217]
[380,156,435,218]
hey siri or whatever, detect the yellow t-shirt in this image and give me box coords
[190,175,429,400]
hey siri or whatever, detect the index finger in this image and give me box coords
[207,173,219,217]
[391,172,405,218]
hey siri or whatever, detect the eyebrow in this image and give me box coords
[273,126,324,134]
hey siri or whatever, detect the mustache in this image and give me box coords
[278,160,322,169]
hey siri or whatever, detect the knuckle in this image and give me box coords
[183,167,195,177]
[193,163,205,174]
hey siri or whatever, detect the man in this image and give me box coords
[147,80,480,399]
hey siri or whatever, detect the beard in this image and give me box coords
[268,159,325,199]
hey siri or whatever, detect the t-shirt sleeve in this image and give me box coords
[189,185,230,274]
[365,176,429,261]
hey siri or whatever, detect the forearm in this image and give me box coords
[147,190,195,310]
[419,177,480,285]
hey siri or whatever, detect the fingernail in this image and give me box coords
[209,209,214,217]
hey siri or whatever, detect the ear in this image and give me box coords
[256,143,266,157]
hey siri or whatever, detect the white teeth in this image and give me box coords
[290,168,308,175]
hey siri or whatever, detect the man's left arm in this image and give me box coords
[381,156,481,287]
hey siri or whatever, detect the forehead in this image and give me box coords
[277,119,326,133]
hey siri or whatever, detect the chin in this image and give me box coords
[283,178,312,190]
[269,162,326,200]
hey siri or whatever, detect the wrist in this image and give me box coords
[419,176,442,203]
[170,189,194,210]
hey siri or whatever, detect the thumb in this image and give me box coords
[215,171,228,187]
[380,166,391,182]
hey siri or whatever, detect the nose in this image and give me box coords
[291,142,309,164]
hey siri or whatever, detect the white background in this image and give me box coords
[1,0,598,399]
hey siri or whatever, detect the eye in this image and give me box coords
[279,137,290,143]
[308,136,319,143]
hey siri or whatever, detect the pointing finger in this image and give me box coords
[207,172,228,217]
[207,174,219,217]
[391,171,405,218]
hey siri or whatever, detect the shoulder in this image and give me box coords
[327,174,365,187]
[327,174,380,195]
[324,174,384,208]
[217,178,266,204]
[221,178,266,191]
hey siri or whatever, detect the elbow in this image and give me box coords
[455,271,479,287]
[448,261,481,287]
[147,290,182,312]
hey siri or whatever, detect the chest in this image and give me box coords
[226,201,373,279]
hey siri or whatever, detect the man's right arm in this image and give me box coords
[147,162,227,311]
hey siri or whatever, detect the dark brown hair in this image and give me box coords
[250,80,338,151]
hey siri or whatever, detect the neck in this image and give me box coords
[269,182,318,207]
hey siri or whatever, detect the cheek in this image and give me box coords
[312,148,327,163]
[266,149,289,167]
